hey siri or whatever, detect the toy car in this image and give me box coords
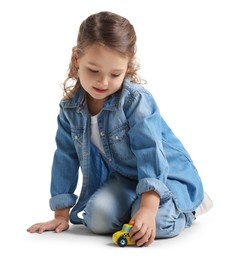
[112,223,136,247]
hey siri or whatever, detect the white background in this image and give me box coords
[0,0,234,259]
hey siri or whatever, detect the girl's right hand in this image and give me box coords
[27,217,69,234]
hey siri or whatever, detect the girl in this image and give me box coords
[27,11,213,247]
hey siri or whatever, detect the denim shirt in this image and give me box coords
[49,78,204,224]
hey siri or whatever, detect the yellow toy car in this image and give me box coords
[112,223,136,247]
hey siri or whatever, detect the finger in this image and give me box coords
[129,220,142,237]
[38,222,58,233]
[136,228,155,246]
[131,223,147,242]
[55,222,69,233]
[27,223,44,233]
[136,236,148,247]
[143,231,155,247]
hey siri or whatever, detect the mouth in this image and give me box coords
[92,87,108,93]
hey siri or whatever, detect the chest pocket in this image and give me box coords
[71,128,84,146]
[108,124,135,161]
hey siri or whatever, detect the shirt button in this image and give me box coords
[100,131,105,137]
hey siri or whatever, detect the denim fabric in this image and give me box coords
[49,78,204,224]
[82,174,194,237]
[82,174,138,234]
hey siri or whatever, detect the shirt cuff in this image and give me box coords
[136,178,172,205]
[49,193,78,211]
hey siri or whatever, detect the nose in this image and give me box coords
[98,75,109,87]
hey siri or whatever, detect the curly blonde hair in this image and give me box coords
[63,11,142,99]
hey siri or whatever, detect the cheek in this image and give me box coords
[116,75,126,86]
[79,72,89,88]
[112,78,125,91]
[79,69,95,83]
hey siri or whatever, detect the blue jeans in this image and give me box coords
[82,174,194,238]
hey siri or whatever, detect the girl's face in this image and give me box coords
[78,44,129,102]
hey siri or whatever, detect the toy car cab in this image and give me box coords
[112,223,136,247]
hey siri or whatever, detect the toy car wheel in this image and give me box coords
[118,237,127,247]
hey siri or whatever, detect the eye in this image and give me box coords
[88,68,99,73]
[111,74,121,78]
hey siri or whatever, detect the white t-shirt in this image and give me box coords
[90,114,105,155]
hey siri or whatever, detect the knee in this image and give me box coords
[83,195,120,234]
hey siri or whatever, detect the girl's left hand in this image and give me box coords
[129,210,156,247]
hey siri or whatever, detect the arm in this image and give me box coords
[27,104,80,233]
[50,106,80,208]
[125,89,170,195]
[123,88,170,246]
[129,191,160,247]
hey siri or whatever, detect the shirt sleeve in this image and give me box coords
[49,104,79,210]
[124,88,172,203]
